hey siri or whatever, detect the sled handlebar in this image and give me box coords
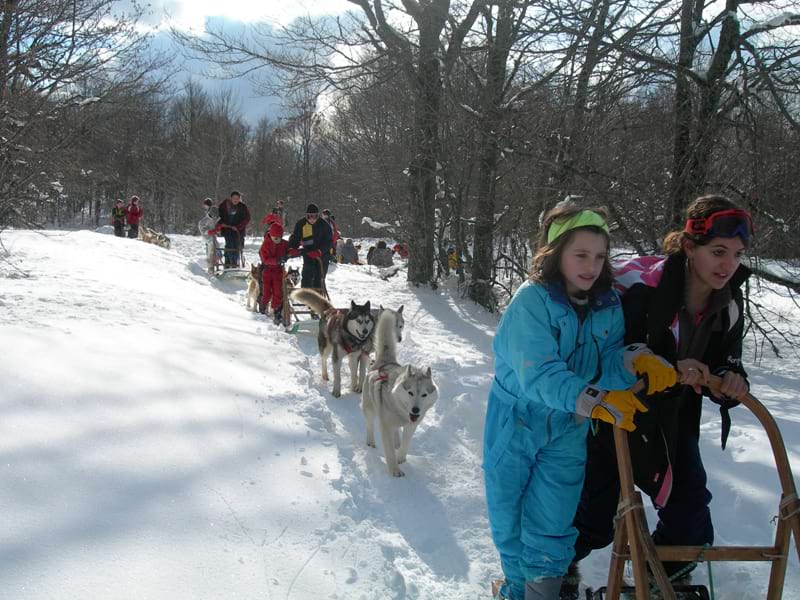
[627,374,800,564]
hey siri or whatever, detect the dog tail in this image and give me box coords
[290,288,334,316]
[373,309,398,366]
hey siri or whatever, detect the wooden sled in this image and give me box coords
[587,376,800,600]
[283,258,330,334]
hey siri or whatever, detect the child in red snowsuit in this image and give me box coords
[259,223,290,325]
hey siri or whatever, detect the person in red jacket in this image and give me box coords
[125,196,143,239]
[259,222,290,325]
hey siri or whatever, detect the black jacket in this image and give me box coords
[218,200,251,233]
[597,253,749,504]
[288,217,332,257]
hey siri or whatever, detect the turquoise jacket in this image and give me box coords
[490,280,636,437]
[483,280,638,592]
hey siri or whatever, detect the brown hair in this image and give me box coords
[530,204,613,293]
[662,194,748,255]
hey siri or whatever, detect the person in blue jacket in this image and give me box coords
[484,202,677,600]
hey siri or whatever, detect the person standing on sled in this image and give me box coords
[259,222,290,325]
[572,195,752,582]
[218,191,251,268]
[287,203,332,292]
[484,202,677,600]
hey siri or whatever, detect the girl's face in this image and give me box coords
[270,235,281,244]
[559,230,608,296]
[685,237,745,290]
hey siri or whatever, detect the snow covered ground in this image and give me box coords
[1,229,798,599]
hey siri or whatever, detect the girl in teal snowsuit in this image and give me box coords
[484,204,676,600]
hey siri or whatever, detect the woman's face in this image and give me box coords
[559,229,608,296]
[685,237,746,290]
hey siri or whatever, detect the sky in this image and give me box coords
[129,0,354,126]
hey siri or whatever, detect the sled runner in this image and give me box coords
[215,228,249,282]
[583,376,800,600]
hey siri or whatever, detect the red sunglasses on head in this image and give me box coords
[684,209,753,243]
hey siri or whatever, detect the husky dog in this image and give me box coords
[285,267,301,289]
[246,264,261,312]
[138,225,171,249]
[362,309,438,477]
[291,288,404,397]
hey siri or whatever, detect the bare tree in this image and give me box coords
[0,0,166,227]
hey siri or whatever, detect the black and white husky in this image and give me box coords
[361,309,438,477]
[290,289,404,397]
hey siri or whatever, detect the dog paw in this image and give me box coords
[353,385,363,393]
[389,466,405,477]
[321,373,329,381]
[366,439,376,448]
[332,389,341,398]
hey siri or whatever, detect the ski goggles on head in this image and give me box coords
[684,209,753,243]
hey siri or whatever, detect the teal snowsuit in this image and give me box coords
[483,281,636,600]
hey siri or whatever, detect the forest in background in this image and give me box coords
[1,0,799,309]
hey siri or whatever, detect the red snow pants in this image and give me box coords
[261,265,284,313]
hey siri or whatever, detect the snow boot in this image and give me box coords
[558,563,580,600]
[525,576,562,600]
[273,309,284,326]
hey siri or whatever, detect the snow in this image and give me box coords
[361,216,394,231]
[1,229,799,599]
[745,12,800,35]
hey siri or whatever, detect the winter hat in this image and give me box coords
[268,223,283,238]
[305,203,319,214]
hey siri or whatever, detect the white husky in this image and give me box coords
[361,310,439,477]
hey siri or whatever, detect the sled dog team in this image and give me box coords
[290,288,439,479]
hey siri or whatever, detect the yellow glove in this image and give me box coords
[633,353,678,395]
[590,390,649,432]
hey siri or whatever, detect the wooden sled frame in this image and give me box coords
[282,257,330,331]
[601,375,800,600]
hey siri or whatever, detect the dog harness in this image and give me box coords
[324,308,370,355]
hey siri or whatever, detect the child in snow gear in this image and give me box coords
[484,202,676,600]
[218,191,251,268]
[125,196,142,239]
[259,223,290,325]
[111,200,126,237]
[573,195,752,582]
[287,203,333,291]
[198,198,220,274]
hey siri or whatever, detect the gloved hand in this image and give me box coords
[633,353,678,394]
[207,229,217,235]
[288,248,300,258]
[576,387,648,432]
[306,249,322,260]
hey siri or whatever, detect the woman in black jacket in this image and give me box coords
[572,195,753,581]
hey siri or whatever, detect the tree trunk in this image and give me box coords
[471,3,516,309]
[406,3,448,286]
[669,0,704,228]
